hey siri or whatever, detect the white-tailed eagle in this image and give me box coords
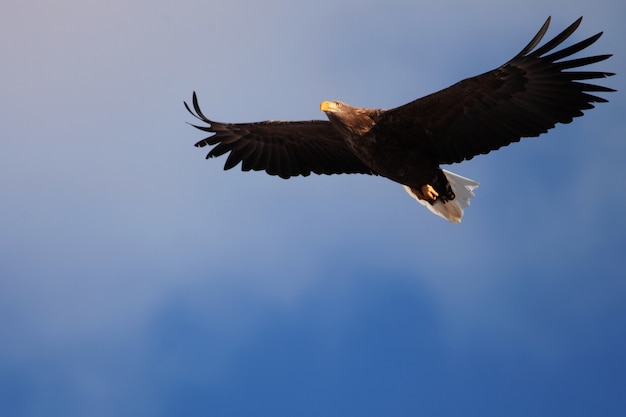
[186,17,614,223]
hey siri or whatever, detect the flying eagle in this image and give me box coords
[186,17,614,223]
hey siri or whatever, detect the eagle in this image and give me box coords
[186,17,614,223]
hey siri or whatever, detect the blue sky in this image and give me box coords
[1,0,625,416]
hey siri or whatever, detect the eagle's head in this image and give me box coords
[320,100,376,137]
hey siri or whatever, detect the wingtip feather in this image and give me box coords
[514,16,551,58]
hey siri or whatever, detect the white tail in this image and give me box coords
[403,170,480,223]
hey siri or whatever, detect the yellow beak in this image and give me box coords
[320,101,335,112]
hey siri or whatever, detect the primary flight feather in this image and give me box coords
[186,17,614,223]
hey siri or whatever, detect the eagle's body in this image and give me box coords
[186,17,614,223]
[321,101,457,203]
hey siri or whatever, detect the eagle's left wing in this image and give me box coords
[382,17,614,165]
[186,92,375,179]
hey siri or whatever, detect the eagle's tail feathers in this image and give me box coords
[403,170,479,223]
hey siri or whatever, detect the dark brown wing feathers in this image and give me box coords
[187,17,613,177]
[382,16,615,164]
[185,92,374,179]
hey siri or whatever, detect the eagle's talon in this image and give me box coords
[422,184,439,201]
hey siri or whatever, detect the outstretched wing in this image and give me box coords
[383,16,615,165]
[185,92,375,179]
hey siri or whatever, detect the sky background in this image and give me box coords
[1,1,625,416]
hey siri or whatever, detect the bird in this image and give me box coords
[185,17,614,223]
